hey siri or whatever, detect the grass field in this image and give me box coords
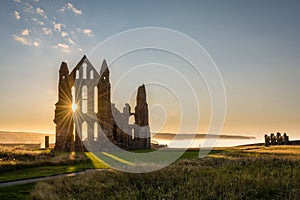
[0,147,108,183]
[0,183,35,200]
[1,145,300,199]
[0,147,109,199]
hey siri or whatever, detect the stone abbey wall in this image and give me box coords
[54,55,151,151]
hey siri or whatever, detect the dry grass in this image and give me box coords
[31,146,300,200]
[239,145,300,154]
[0,146,97,184]
[0,147,88,172]
[0,146,109,183]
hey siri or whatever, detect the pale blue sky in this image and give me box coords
[0,0,299,140]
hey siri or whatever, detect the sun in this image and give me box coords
[71,104,78,112]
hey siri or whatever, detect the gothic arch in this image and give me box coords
[94,122,98,141]
[94,86,98,113]
[82,85,88,113]
[71,86,75,104]
[82,63,87,79]
[90,70,94,79]
[82,121,87,141]
[76,70,79,79]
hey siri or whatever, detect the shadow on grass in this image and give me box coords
[0,183,35,200]
[0,152,109,183]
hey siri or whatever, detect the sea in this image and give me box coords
[154,138,264,148]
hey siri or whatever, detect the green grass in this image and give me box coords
[2,146,300,200]
[0,162,94,183]
[30,146,300,200]
[130,149,155,153]
[0,150,109,183]
[178,149,226,159]
[0,150,109,200]
[0,183,36,200]
[84,152,109,168]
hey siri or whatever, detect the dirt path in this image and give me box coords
[0,169,109,187]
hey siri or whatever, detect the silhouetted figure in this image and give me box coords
[264,134,271,146]
[276,132,283,145]
[283,133,290,145]
[270,133,276,145]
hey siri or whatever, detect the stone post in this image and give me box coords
[45,136,49,149]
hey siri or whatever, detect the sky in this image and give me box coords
[0,0,299,141]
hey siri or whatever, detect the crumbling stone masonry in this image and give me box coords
[54,55,151,151]
[264,132,290,146]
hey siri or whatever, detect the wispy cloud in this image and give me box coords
[24,2,34,14]
[58,3,82,15]
[12,1,89,53]
[31,18,44,25]
[13,33,40,47]
[67,38,75,45]
[83,28,94,37]
[14,11,21,20]
[33,41,40,47]
[13,34,31,46]
[21,29,29,36]
[53,43,70,53]
[53,22,65,32]
[42,27,52,35]
[57,43,69,49]
[36,7,47,19]
[58,7,65,13]
[61,31,68,37]
[66,3,82,15]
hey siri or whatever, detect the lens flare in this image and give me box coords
[71,104,78,112]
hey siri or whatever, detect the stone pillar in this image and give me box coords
[45,136,49,149]
[134,85,151,149]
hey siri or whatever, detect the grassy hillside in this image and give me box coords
[0,131,55,145]
[0,147,108,183]
[30,145,300,200]
[152,133,256,140]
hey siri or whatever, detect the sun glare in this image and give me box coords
[71,104,78,112]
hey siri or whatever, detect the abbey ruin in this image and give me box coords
[54,55,151,151]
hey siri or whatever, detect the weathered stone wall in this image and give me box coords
[54,56,151,151]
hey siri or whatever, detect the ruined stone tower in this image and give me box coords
[97,60,114,141]
[135,85,149,127]
[53,62,74,151]
[133,85,151,148]
[54,56,151,151]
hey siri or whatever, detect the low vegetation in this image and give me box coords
[0,183,35,200]
[30,146,300,200]
[0,146,108,183]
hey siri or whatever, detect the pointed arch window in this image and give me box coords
[90,70,94,79]
[82,121,87,141]
[82,86,88,113]
[71,86,76,104]
[94,122,98,141]
[73,123,76,141]
[132,129,134,140]
[82,63,87,79]
[94,86,98,113]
